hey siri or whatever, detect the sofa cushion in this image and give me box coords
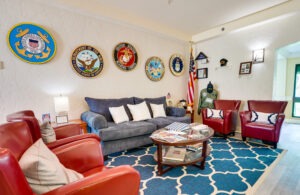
[166,116,191,124]
[251,110,278,125]
[166,106,186,117]
[146,117,174,129]
[150,103,166,118]
[100,121,157,141]
[127,101,152,121]
[207,108,224,119]
[109,106,129,124]
[85,97,134,122]
[134,96,167,117]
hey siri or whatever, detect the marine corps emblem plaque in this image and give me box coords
[113,42,138,71]
[7,23,56,64]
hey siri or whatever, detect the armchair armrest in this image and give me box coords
[166,106,186,117]
[239,111,251,126]
[81,111,108,130]
[274,113,285,142]
[43,165,140,195]
[51,136,104,173]
[54,124,83,139]
[47,134,100,150]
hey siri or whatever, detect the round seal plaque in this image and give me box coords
[169,54,184,76]
[7,23,56,64]
[145,56,165,81]
[113,42,138,71]
[71,45,104,77]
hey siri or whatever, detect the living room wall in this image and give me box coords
[0,0,189,123]
[193,11,300,122]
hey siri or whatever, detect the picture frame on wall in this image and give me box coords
[239,61,252,75]
[252,49,264,64]
[197,68,208,79]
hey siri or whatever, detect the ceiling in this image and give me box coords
[49,0,289,40]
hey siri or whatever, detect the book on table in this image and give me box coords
[163,146,186,162]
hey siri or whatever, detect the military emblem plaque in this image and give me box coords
[145,56,165,81]
[113,42,138,71]
[7,23,56,64]
[169,54,184,76]
[71,45,104,78]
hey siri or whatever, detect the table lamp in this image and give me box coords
[54,95,69,124]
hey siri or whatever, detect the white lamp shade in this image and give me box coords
[54,96,69,114]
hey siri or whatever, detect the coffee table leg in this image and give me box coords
[200,141,208,169]
[157,144,163,175]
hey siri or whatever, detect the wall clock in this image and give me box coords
[7,22,56,64]
[145,56,165,81]
[169,54,184,76]
[71,45,104,77]
[113,42,138,71]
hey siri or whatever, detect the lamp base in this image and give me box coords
[56,115,68,124]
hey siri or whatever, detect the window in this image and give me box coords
[292,64,300,117]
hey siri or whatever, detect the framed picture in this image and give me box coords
[252,49,264,64]
[197,68,208,79]
[71,45,104,77]
[169,54,184,76]
[113,42,138,71]
[42,113,51,123]
[145,56,165,81]
[239,61,252,75]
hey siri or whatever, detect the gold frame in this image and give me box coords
[145,56,165,81]
[169,54,185,76]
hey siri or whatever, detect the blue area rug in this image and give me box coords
[105,137,285,195]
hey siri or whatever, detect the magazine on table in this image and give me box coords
[165,122,190,132]
[163,146,186,162]
[150,130,187,143]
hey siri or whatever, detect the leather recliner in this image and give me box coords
[202,100,241,137]
[239,100,288,148]
[0,121,140,195]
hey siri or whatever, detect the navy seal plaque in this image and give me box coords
[71,45,104,77]
[7,23,56,64]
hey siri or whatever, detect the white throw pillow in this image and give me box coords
[207,108,224,119]
[127,101,152,121]
[251,111,278,125]
[109,105,129,123]
[19,139,83,194]
[40,121,56,143]
[150,103,166,118]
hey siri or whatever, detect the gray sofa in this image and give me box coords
[81,96,191,156]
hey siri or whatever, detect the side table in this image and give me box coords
[52,119,88,134]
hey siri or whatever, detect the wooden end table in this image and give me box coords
[151,126,214,176]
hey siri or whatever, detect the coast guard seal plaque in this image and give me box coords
[169,54,184,76]
[7,23,56,64]
[113,42,138,71]
[145,56,165,81]
[71,45,104,77]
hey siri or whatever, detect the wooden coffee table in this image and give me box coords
[150,126,214,176]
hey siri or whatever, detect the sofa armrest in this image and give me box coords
[51,136,104,173]
[43,165,140,195]
[54,124,83,139]
[166,106,186,117]
[81,111,108,130]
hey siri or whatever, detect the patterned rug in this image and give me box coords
[105,137,285,195]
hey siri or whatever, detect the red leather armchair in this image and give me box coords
[0,121,140,195]
[239,100,288,148]
[202,100,241,137]
[6,110,88,149]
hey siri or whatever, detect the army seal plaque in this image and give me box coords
[7,23,56,64]
[71,45,104,77]
[113,42,138,71]
[145,56,165,81]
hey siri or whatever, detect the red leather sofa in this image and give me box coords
[202,100,241,137]
[0,121,140,195]
[239,100,288,148]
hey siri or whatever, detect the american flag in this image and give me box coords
[187,47,196,107]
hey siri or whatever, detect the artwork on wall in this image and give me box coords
[71,45,104,77]
[169,54,184,76]
[239,61,252,75]
[197,68,208,79]
[145,56,165,81]
[220,58,228,66]
[252,49,264,64]
[195,51,209,64]
[113,42,138,71]
[7,23,56,64]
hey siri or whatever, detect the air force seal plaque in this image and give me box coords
[169,54,184,76]
[71,45,104,78]
[7,23,56,64]
[113,42,138,71]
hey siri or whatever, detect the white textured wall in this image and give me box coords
[194,12,300,114]
[0,0,188,123]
